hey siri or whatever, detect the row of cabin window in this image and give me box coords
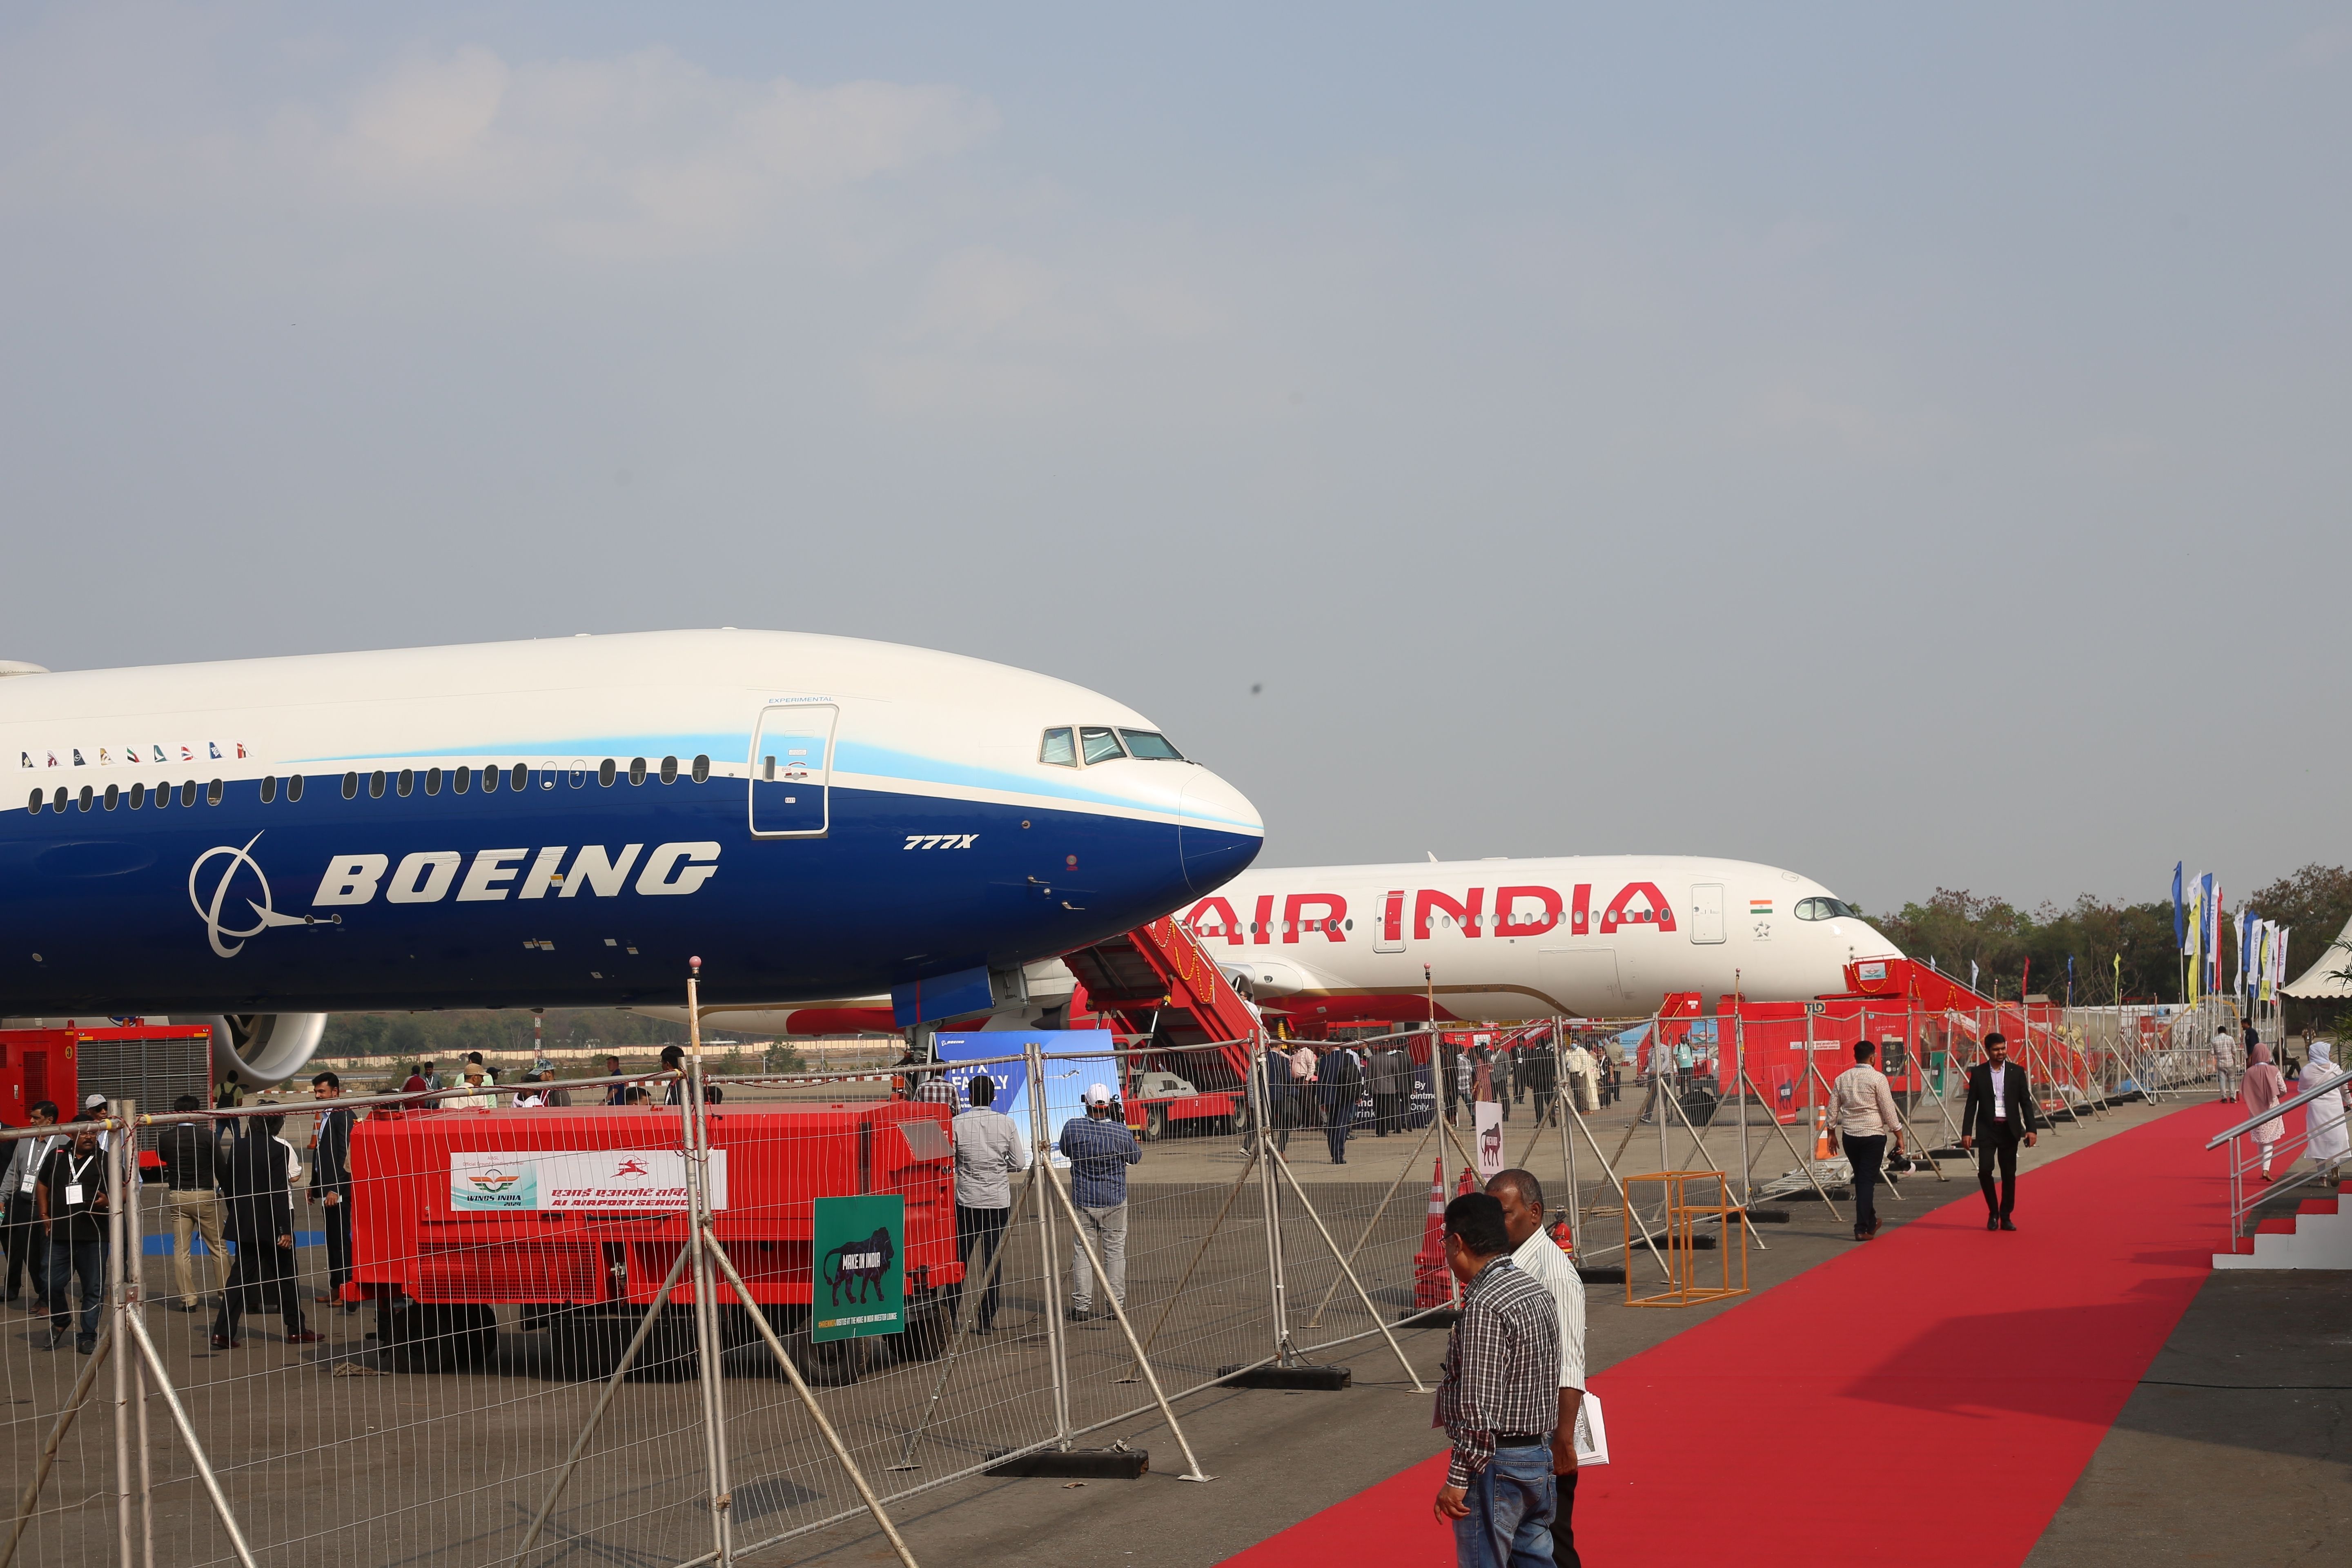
[24,754,715,815]
[1038,726,1185,767]
[1192,910,1669,934]
[28,779,226,814]
[329,754,712,801]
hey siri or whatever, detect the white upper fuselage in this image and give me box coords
[0,629,1264,1018]
[1179,854,1902,1020]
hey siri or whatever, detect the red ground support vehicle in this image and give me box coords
[347,1100,962,1382]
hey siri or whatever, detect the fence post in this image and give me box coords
[1250,1033,1293,1365]
[1554,1022,1578,1255]
[680,964,733,1566]
[1026,1040,1073,1446]
[109,1099,134,1568]
[1734,1011,1750,1214]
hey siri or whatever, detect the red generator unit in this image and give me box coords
[0,1029,76,1127]
[347,1100,963,1383]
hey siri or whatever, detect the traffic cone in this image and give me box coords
[1456,1165,1477,1197]
[1813,1106,1833,1161]
[1412,1156,1452,1309]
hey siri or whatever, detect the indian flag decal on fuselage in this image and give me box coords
[1749,898,1773,916]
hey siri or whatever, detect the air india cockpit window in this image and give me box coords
[1040,727,1078,766]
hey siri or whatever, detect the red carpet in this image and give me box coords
[1227,1101,2236,1567]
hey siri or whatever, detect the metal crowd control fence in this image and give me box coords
[0,1023,1460,1568]
[2204,1062,2352,1254]
[8,992,2205,1568]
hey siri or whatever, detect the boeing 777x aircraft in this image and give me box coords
[0,630,1263,1081]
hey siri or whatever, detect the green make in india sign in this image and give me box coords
[811,1194,905,1343]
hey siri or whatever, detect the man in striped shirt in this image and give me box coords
[1432,1192,1561,1568]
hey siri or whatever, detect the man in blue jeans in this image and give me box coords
[1431,1193,1561,1568]
[36,1115,110,1354]
[1056,1085,1140,1320]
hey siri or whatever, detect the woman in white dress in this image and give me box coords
[2301,1039,2349,1180]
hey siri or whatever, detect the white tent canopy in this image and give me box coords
[2283,914,2352,1000]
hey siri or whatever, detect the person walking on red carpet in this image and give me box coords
[1833,1041,1904,1243]
[1960,1034,2040,1229]
[1484,1169,1587,1568]
[2238,1041,2289,1180]
[1432,1193,1561,1568]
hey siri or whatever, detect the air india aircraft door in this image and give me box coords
[1689,883,1726,944]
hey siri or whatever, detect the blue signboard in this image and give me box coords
[932,1030,1122,1163]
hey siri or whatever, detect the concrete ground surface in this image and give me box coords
[782,1093,2245,1568]
[2027,1270,2352,1566]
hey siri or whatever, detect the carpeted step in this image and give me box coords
[2256,1218,2298,1235]
[2296,1199,2340,1218]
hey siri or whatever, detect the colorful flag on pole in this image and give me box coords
[2204,875,2220,993]
[2171,863,2185,951]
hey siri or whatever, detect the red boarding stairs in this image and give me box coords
[1842,957,2085,1120]
[1060,915,1261,1093]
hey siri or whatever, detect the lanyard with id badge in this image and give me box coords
[21,1136,54,1196]
[65,1154,97,1209]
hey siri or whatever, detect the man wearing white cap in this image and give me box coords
[1056,1084,1141,1321]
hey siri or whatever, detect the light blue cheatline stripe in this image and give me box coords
[287,735,1264,834]
[835,742,1261,833]
[294,734,748,766]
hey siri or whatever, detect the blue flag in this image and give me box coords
[2171,862,2184,949]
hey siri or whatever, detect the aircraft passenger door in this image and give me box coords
[1372,889,1407,953]
[750,704,837,837]
[1689,883,1726,944]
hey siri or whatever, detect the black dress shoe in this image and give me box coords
[76,1334,96,1354]
[1999,1217,2017,1232]
[1986,1216,1999,1231]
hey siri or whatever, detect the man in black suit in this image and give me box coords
[1959,1033,2041,1231]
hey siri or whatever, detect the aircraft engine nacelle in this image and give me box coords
[206,1013,330,1087]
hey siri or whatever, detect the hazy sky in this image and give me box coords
[3,5,2345,915]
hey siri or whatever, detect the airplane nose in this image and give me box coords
[1178,769,1264,894]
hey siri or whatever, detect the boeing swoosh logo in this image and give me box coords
[187,833,336,958]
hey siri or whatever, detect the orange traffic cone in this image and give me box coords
[1456,1165,1477,1197]
[1813,1106,1833,1161]
[1412,1156,1452,1309]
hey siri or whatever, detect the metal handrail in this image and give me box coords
[2204,1065,2352,1149]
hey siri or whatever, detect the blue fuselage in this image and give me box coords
[0,631,1265,1018]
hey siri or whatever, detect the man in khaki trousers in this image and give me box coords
[156,1094,226,1310]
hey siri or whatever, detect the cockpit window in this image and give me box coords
[1040,727,1078,767]
[1117,729,1185,761]
[1080,726,1126,764]
[1794,896,1861,921]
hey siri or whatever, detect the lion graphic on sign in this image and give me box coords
[821,1227,896,1306]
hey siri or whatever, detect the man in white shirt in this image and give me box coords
[441,1068,498,1111]
[1960,1034,2041,1231]
[949,1074,1031,1334]
[1486,1168,1588,1568]
[1831,1041,1904,1243]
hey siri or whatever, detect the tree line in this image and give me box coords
[318,1007,696,1060]
[1866,863,2352,1025]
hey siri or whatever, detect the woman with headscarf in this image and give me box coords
[2301,1039,2349,1180]
[2240,1042,2290,1181]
